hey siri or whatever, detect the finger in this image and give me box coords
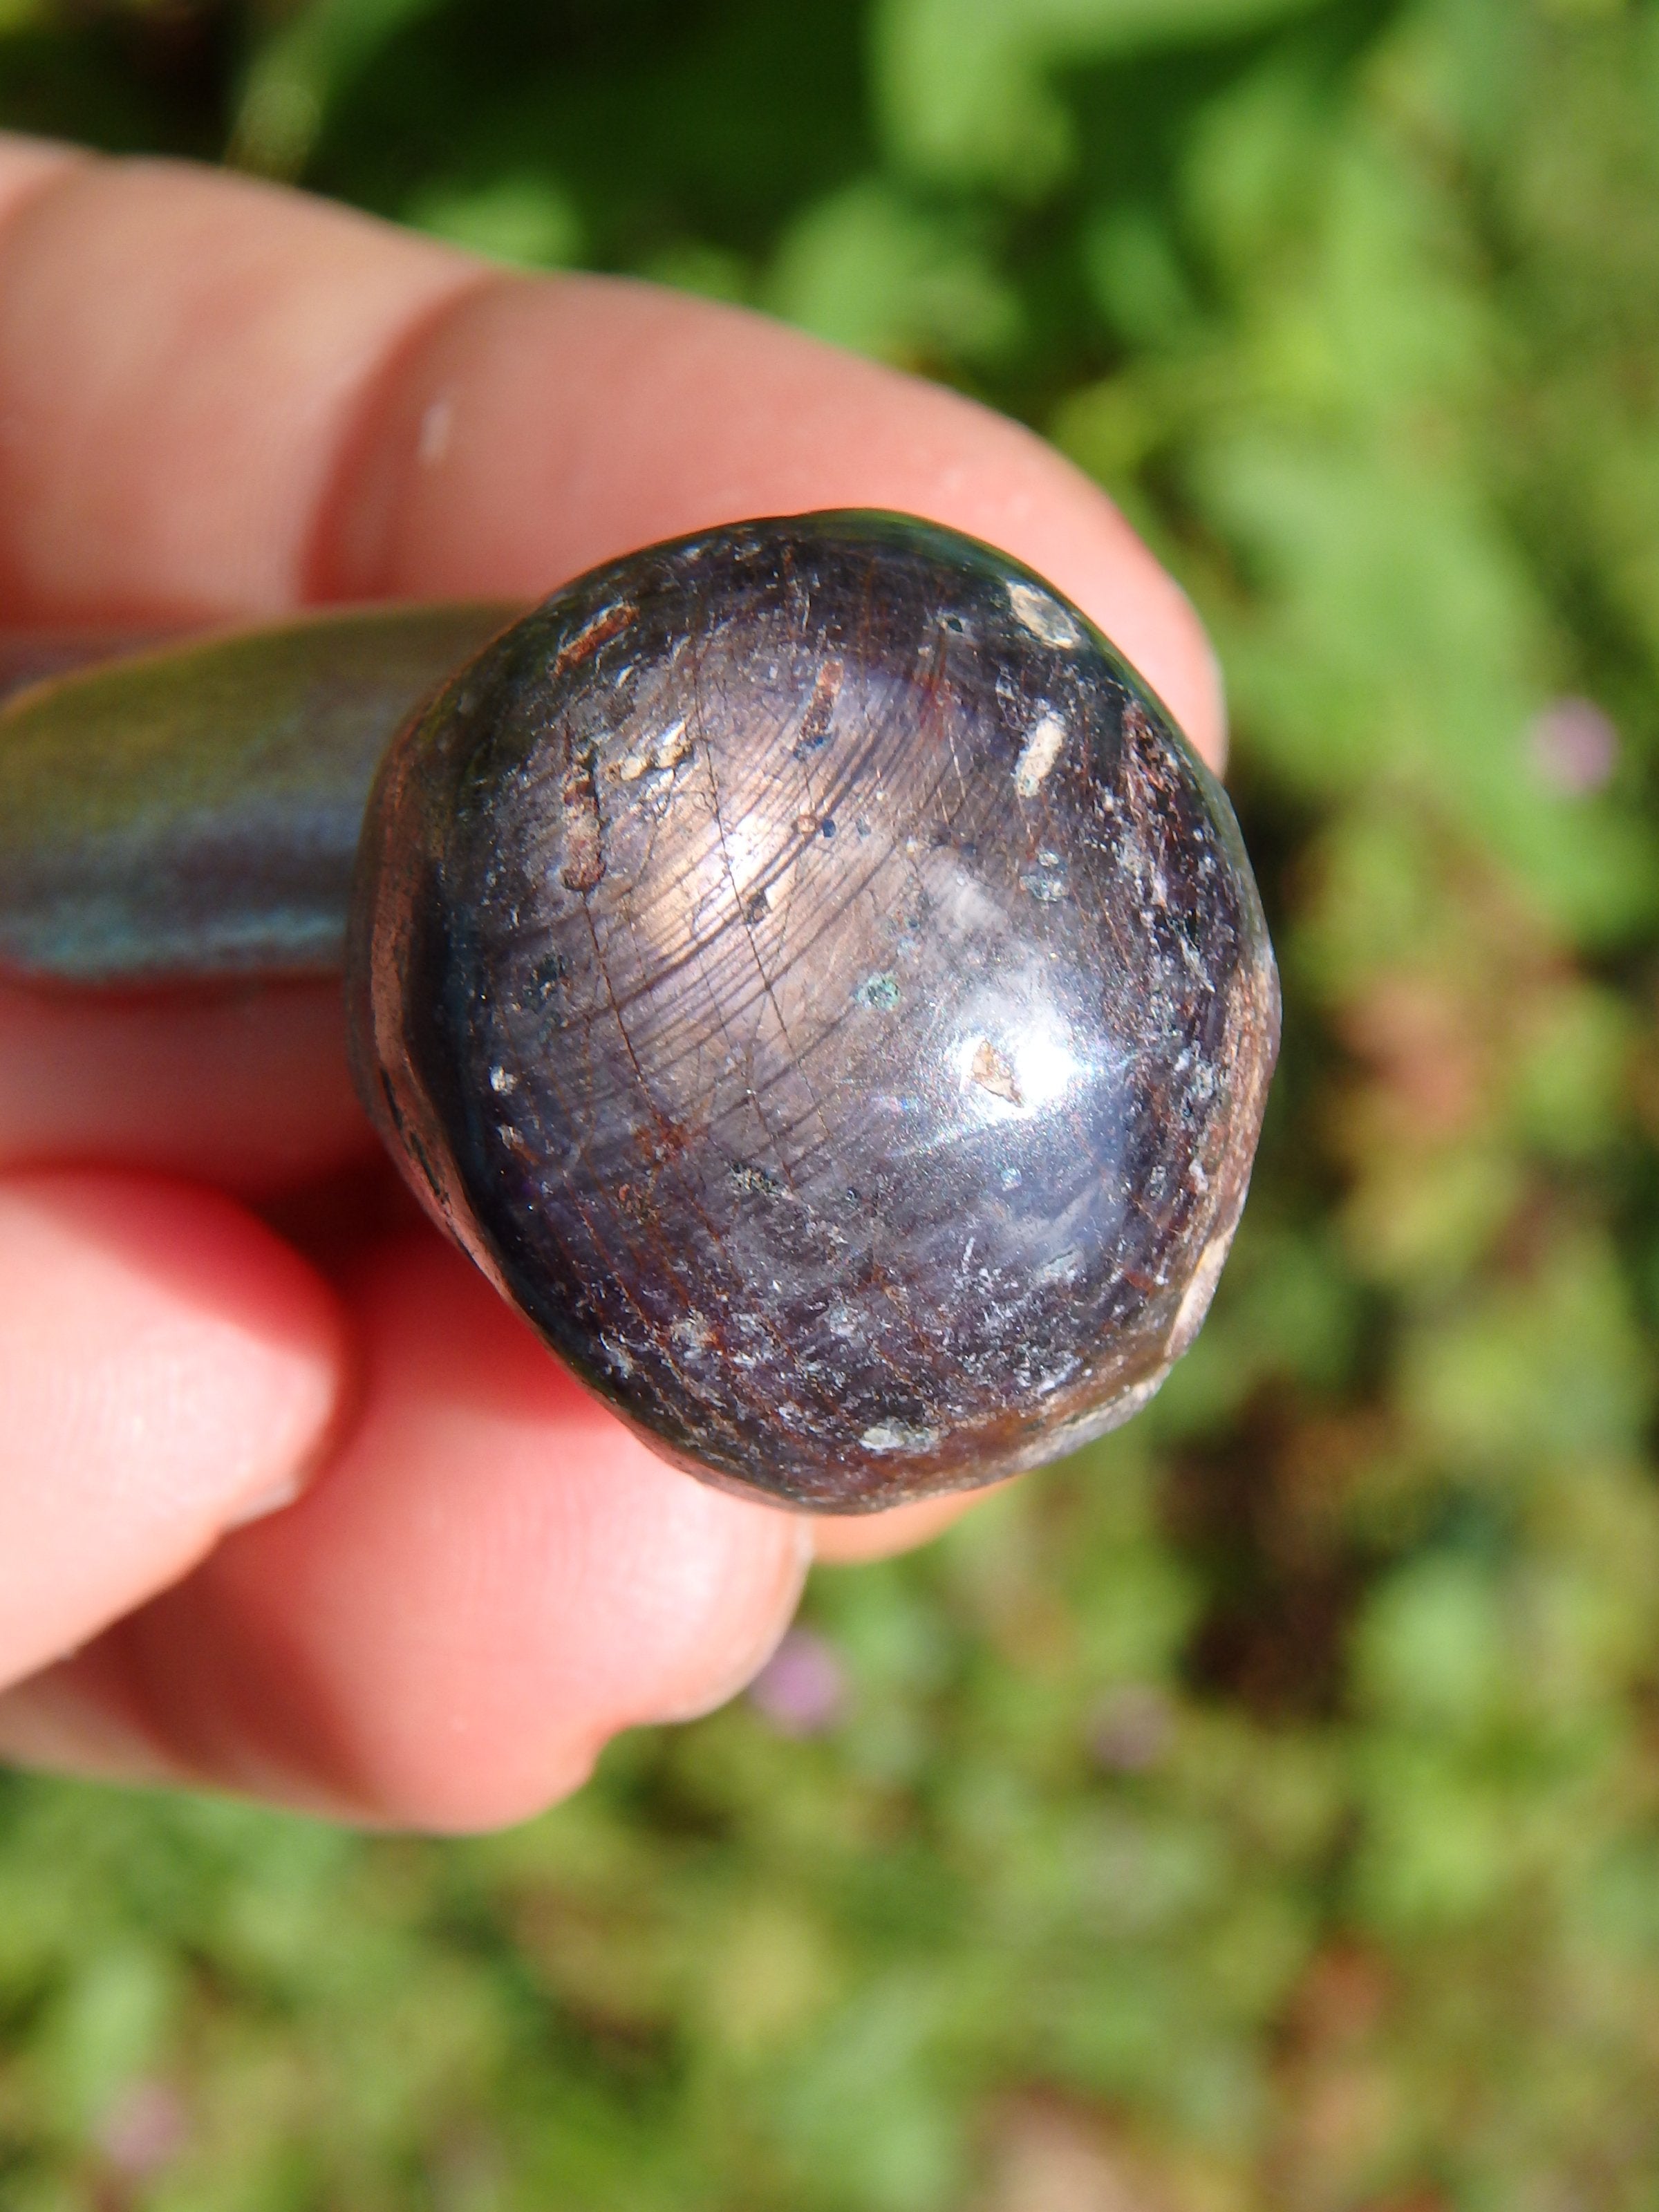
[0,1169,346,1693]
[0,130,79,221]
[810,1489,1000,1564]
[0,977,373,1191]
[317,275,1224,764]
[0,1230,807,1827]
[0,142,1222,762]
[0,152,479,621]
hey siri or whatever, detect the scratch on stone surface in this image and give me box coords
[1013,712,1066,796]
[793,659,843,756]
[554,601,636,675]
[559,747,604,891]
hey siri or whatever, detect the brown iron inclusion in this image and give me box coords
[351,512,1280,1510]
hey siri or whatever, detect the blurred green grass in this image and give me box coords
[7,1,1659,2204]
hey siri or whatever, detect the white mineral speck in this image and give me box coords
[1007,581,1082,649]
[861,1421,938,1454]
[1013,711,1067,796]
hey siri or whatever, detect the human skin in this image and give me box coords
[0,132,1224,1829]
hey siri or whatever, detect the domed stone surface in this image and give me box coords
[350,511,1279,1510]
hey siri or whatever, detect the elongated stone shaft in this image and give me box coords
[0,602,515,982]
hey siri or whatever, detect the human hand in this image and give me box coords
[0,133,1224,1828]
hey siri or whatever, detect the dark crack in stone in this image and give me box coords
[349,511,1280,1511]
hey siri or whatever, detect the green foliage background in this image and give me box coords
[6,0,1659,2205]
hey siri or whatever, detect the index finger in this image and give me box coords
[0,138,1226,1199]
[0,138,1222,756]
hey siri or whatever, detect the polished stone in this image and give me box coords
[353,512,1280,1510]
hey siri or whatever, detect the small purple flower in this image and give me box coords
[98,2080,188,2178]
[749,1627,849,1736]
[1529,697,1619,795]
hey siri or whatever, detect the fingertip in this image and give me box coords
[2,1168,350,1497]
[621,1486,812,1727]
[810,1485,1003,1564]
[0,1168,348,1690]
[124,1232,808,1830]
